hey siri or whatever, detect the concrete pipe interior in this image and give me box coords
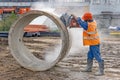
[8,10,70,71]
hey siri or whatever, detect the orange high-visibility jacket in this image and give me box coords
[83,21,100,46]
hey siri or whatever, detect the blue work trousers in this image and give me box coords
[87,45,103,62]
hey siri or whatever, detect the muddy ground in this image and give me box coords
[0,37,120,80]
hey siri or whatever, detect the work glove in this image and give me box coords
[71,14,78,20]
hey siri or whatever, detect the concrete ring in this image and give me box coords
[8,10,70,71]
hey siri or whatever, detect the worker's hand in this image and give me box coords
[71,14,78,20]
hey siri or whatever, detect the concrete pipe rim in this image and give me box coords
[8,10,70,71]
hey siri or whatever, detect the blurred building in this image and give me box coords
[0,0,39,7]
[90,0,120,14]
[0,0,89,7]
[0,0,40,20]
[90,0,120,33]
[0,0,120,15]
[0,0,120,29]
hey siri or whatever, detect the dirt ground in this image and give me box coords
[0,37,120,80]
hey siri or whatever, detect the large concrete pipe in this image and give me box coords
[8,10,70,71]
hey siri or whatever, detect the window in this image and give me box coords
[108,0,116,4]
[56,0,89,2]
[104,0,117,5]
[92,0,101,4]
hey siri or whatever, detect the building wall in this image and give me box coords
[94,14,120,29]
[0,0,38,2]
[91,0,120,30]
[90,0,120,15]
[55,0,89,2]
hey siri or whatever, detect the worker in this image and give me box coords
[71,12,104,76]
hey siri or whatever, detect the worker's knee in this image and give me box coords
[88,54,94,60]
[87,50,93,58]
[94,56,103,62]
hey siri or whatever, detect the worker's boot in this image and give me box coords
[95,60,104,76]
[82,59,93,72]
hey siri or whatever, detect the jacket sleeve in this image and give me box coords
[77,17,88,30]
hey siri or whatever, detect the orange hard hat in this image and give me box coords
[82,12,93,21]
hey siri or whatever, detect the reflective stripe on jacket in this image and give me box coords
[83,21,100,46]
